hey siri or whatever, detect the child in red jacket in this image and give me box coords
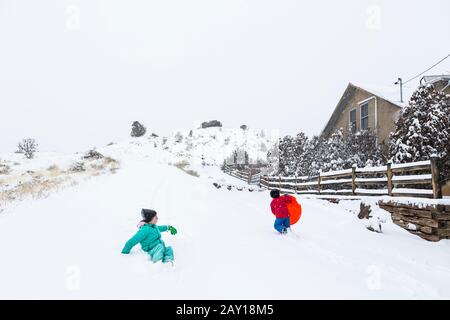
[270,189,293,234]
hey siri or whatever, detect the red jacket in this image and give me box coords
[270,195,293,218]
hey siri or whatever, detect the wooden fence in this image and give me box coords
[223,165,262,185]
[223,158,443,199]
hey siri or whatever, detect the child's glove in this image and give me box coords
[168,225,177,235]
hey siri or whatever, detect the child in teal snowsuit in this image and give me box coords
[121,209,177,263]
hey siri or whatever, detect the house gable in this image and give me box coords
[321,83,357,137]
[321,83,403,144]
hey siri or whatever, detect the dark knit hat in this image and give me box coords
[141,209,157,222]
[270,189,280,198]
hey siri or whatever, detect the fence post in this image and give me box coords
[431,157,442,199]
[351,165,356,195]
[318,171,321,194]
[387,162,393,197]
[247,169,252,185]
[294,174,298,195]
[278,175,281,190]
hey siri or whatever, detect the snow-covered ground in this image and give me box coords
[0,138,450,299]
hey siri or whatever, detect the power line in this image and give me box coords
[403,53,450,85]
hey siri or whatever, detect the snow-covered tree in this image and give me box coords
[225,148,250,168]
[278,133,310,176]
[278,135,296,175]
[347,129,385,168]
[174,131,183,143]
[265,142,280,175]
[278,128,384,177]
[320,129,349,173]
[300,135,322,176]
[389,84,450,179]
[292,132,309,175]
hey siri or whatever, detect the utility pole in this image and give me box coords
[394,77,403,103]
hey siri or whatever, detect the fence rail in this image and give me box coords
[223,158,443,199]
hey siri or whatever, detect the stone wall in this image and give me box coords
[379,200,450,241]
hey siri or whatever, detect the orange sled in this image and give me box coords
[287,196,302,225]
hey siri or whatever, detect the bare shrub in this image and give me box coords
[174,160,189,170]
[173,160,199,177]
[184,169,200,177]
[17,138,38,159]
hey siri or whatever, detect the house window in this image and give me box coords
[361,103,369,130]
[349,109,357,133]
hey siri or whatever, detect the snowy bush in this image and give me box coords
[389,84,450,181]
[83,149,104,160]
[174,131,183,143]
[201,120,222,129]
[70,162,86,172]
[0,163,11,175]
[17,138,38,159]
[130,121,147,137]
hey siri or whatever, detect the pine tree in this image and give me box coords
[302,135,323,176]
[347,129,384,168]
[278,136,296,175]
[321,129,348,173]
[265,143,280,175]
[389,84,450,180]
[292,132,308,175]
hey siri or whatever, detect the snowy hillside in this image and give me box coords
[161,126,278,166]
[0,137,450,299]
[0,149,120,214]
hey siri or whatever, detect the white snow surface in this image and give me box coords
[1,138,450,299]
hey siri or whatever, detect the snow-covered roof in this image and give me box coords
[421,75,450,85]
[351,83,415,108]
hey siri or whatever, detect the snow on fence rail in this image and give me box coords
[223,158,443,199]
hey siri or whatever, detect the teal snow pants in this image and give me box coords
[148,242,174,263]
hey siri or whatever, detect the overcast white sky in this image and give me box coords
[1,0,449,153]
